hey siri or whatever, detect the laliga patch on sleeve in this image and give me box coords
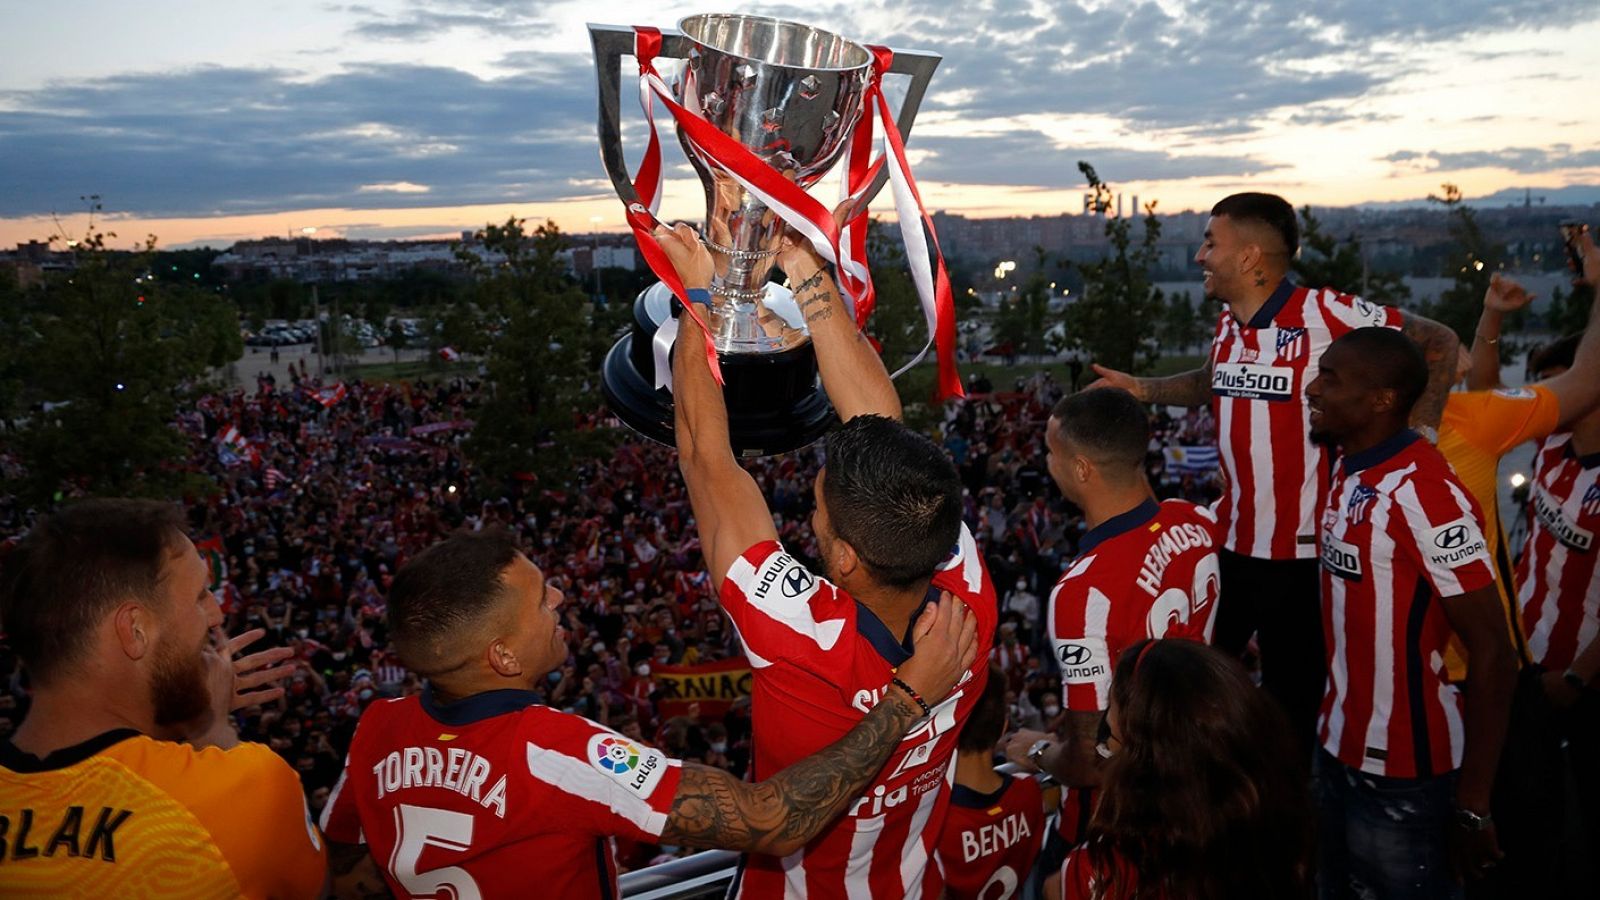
[1492,387,1535,400]
[588,734,670,798]
[1423,518,1488,569]
[1055,637,1111,685]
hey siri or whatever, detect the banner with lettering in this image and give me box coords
[653,657,752,719]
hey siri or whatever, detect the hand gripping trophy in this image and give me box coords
[589,14,962,456]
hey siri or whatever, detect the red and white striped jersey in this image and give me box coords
[935,773,1045,900]
[1046,498,1220,846]
[320,689,682,900]
[1516,433,1600,672]
[1317,431,1496,778]
[720,524,998,900]
[1210,280,1403,560]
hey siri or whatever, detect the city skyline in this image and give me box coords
[3,1,1597,249]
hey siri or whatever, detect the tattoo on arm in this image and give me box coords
[660,691,919,854]
[1141,360,1214,407]
[1401,316,1460,429]
[792,271,825,295]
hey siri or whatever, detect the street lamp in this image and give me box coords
[590,215,604,300]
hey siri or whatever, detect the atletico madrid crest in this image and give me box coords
[1346,484,1379,525]
[1276,326,1307,361]
[1582,482,1600,518]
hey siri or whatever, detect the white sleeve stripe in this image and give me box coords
[525,740,676,837]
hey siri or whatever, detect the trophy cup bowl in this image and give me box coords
[590,16,940,456]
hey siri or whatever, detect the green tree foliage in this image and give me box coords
[1545,281,1595,338]
[1157,291,1211,353]
[859,219,932,375]
[386,318,409,363]
[1417,184,1501,343]
[456,218,615,487]
[995,247,1053,361]
[2,224,242,503]
[1292,206,1412,308]
[1060,162,1165,373]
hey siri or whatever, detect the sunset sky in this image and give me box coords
[3,1,1597,249]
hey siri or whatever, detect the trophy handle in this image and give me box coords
[589,23,693,208]
[858,47,942,206]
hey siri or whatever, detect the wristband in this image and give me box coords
[890,677,932,717]
[1475,331,1499,346]
[685,288,712,306]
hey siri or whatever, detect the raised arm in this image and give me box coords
[655,224,780,592]
[1087,361,1214,407]
[1466,275,1535,391]
[776,221,902,422]
[658,591,978,855]
[1398,312,1461,431]
[1541,230,1600,428]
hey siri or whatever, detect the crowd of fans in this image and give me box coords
[0,359,1220,860]
[0,367,1217,826]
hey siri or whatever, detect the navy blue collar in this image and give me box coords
[856,585,938,667]
[420,686,542,726]
[1242,278,1297,329]
[1563,439,1600,470]
[950,773,1014,809]
[1343,429,1420,475]
[1079,498,1161,556]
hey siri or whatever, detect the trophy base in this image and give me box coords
[601,284,836,457]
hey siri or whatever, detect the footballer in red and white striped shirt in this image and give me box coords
[1002,389,1219,868]
[1209,281,1401,560]
[321,529,978,900]
[1517,433,1600,672]
[719,526,997,899]
[1306,331,1509,782]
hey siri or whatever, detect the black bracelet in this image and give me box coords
[890,677,932,717]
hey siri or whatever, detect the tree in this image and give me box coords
[1417,184,1501,343]
[3,220,242,504]
[386,318,409,363]
[1292,206,1411,308]
[1060,162,1165,373]
[457,217,615,486]
[860,219,934,375]
[1157,291,1209,354]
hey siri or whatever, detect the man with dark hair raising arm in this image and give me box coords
[653,221,999,898]
[1092,192,1460,753]
[319,528,977,899]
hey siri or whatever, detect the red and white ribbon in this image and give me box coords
[621,27,963,400]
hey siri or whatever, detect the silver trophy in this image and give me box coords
[590,15,940,455]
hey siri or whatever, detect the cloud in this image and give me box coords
[0,0,1581,224]
[1381,144,1600,174]
[912,131,1280,186]
[0,60,604,218]
[358,181,431,193]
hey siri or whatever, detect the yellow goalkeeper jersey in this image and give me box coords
[0,729,326,899]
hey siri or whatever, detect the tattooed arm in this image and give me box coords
[1087,360,1214,407]
[658,590,978,855]
[659,687,921,854]
[785,261,903,422]
[1399,312,1462,432]
[327,842,389,900]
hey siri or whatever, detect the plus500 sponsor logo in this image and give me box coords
[1212,363,1295,400]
